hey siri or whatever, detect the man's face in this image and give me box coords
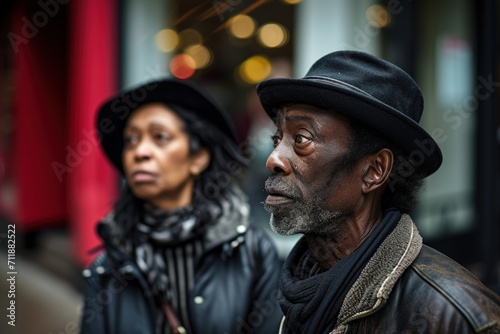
[264,104,362,236]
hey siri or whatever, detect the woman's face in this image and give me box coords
[122,103,209,210]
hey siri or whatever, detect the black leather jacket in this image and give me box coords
[80,227,283,334]
[328,215,500,334]
[345,246,500,333]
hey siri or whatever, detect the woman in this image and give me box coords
[80,78,282,334]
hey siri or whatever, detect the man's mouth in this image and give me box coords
[264,185,295,206]
[264,193,295,206]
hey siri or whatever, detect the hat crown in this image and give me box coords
[304,51,423,123]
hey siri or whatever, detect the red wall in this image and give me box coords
[8,0,120,266]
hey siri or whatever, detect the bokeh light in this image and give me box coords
[257,23,289,48]
[184,44,212,69]
[282,0,302,4]
[228,14,256,39]
[170,53,196,79]
[178,28,203,48]
[238,55,272,84]
[154,29,179,53]
[365,4,391,28]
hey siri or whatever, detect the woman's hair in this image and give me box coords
[346,117,425,213]
[110,103,248,237]
[169,104,248,201]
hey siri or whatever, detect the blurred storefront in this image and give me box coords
[1,0,498,291]
[1,0,120,267]
[381,0,500,290]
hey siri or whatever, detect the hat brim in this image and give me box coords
[257,78,442,177]
[97,79,237,173]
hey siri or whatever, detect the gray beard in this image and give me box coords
[264,151,356,238]
[265,199,348,237]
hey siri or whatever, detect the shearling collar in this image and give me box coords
[201,184,250,250]
[332,214,423,333]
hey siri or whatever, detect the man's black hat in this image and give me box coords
[257,50,442,176]
[96,78,237,173]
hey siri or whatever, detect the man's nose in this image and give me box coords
[266,146,291,175]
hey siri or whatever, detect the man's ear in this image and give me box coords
[361,148,393,194]
[190,148,210,176]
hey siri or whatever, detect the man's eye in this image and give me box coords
[294,134,310,146]
[271,135,281,147]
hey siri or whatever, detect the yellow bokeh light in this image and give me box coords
[185,44,212,69]
[257,23,289,48]
[282,0,302,4]
[178,28,203,48]
[228,14,256,39]
[155,29,179,53]
[239,55,272,84]
[365,4,391,28]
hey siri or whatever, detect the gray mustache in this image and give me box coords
[264,176,302,200]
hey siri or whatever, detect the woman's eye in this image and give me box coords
[124,134,138,146]
[154,132,170,142]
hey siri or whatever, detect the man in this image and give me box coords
[256,50,500,333]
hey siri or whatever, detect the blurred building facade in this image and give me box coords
[1,0,498,292]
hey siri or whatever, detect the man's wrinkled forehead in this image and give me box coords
[273,104,343,127]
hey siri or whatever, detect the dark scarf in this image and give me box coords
[100,186,249,305]
[133,204,209,303]
[279,209,401,334]
[137,203,208,246]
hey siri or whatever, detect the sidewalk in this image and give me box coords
[1,230,83,334]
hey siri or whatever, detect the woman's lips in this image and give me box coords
[131,171,157,182]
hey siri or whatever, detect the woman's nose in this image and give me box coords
[266,145,291,175]
[134,139,152,160]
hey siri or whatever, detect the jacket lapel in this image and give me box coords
[333,214,423,332]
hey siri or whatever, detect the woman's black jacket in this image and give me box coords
[79,227,283,334]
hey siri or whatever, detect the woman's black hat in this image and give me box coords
[96,78,237,173]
